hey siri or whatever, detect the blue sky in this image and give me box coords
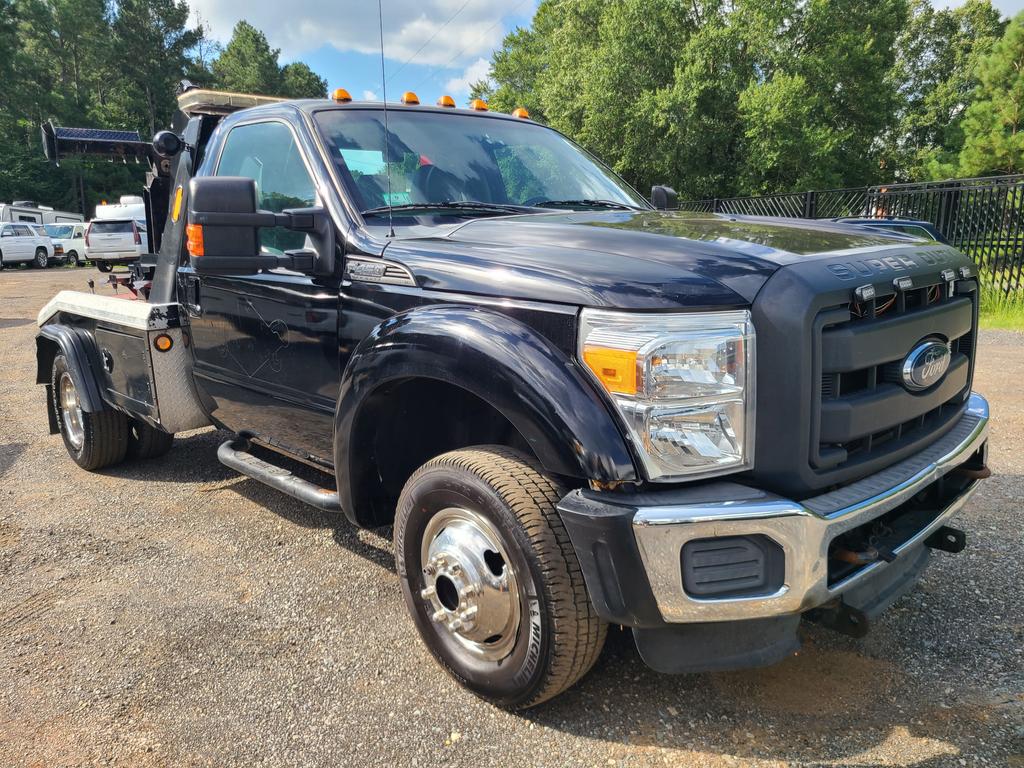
[190,0,539,106]
[190,0,1021,107]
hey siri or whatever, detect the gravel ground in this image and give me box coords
[0,267,1021,768]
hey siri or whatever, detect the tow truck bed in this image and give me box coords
[36,291,209,434]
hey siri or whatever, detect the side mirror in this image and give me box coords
[187,176,334,275]
[651,185,678,210]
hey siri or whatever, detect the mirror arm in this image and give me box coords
[191,208,321,232]
[276,249,316,272]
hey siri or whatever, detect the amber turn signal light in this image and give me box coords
[153,333,173,353]
[185,223,204,257]
[582,347,638,395]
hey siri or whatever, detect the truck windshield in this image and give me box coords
[313,109,648,221]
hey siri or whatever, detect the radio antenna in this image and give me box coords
[377,0,395,238]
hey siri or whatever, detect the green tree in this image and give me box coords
[737,0,909,193]
[212,20,283,95]
[280,61,327,98]
[958,11,1024,175]
[108,0,203,136]
[888,0,1005,179]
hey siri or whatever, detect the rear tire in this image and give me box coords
[34,248,48,268]
[96,262,112,273]
[394,445,606,709]
[52,355,128,470]
[126,419,174,460]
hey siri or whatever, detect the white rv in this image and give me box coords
[0,201,83,225]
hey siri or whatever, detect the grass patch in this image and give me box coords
[979,278,1024,330]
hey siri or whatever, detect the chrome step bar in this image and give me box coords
[217,437,341,512]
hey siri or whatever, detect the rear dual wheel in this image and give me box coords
[52,355,174,469]
[53,355,128,470]
[394,446,606,709]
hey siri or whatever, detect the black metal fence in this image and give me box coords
[679,174,1024,300]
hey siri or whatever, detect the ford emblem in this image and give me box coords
[901,340,951,391]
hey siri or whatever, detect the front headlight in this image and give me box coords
[579,309,755,481]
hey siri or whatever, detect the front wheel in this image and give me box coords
[68,250,83,267]
[34,248,48,268]
[394,446,606,709]
[96,262,112,273]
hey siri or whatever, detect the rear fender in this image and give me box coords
[334,305,637,525]
[36,324,107,415]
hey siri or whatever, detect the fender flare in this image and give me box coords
[36,324,107,413]
[334,305,637,524]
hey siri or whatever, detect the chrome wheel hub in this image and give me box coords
[59,372,84,449]
[420,507,521,661]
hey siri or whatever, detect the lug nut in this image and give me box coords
[449,562,462,575]
[423,564,436,576]
[449,619,463,631]
[459,606,477,622]
[459,585,476,598]
[431,610,446,623]
[420,586,436,600]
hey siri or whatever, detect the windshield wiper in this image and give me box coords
[361,201,533,216]
[532,199,642,211]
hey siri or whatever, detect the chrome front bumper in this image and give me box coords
[631,392,989,623]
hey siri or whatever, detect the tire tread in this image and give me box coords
[404,445,606,708]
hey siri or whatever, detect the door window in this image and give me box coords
[12,225,32,236]
[216,121,317,255]
[1,226,12,238]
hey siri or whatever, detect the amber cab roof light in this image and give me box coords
[436,95,456,108]
[401,91,419,105]
[469,98,488,111]
[512,107,530,119]
[332,88,352,103]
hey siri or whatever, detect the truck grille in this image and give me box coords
[813,281,976,476]
[748,247,978,499]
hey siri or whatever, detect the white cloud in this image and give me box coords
[190,0,517,64]
[363,90,379,100]
[444,57,491,95]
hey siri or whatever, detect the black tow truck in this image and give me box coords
[36,85,990,708]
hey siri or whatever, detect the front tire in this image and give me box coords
[394,446,606,709]
[34,248,48,268]
[52,355,128,470]
[68,250,83,266]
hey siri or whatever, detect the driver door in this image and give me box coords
[186,119,341,463]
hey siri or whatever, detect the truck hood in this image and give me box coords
[381,210,953,309]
